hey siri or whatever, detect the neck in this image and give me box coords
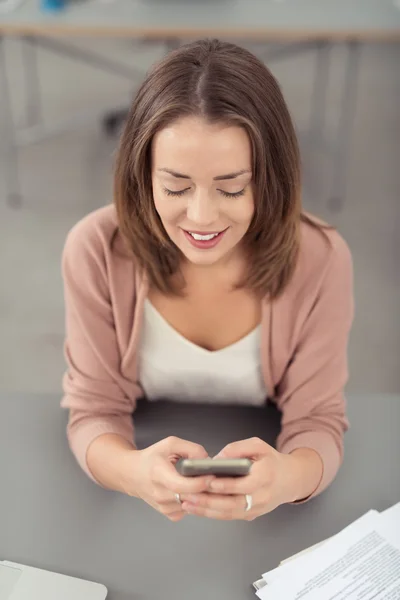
[181,249,248,290]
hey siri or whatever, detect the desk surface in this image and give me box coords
[1,0,400,40]
[1,393,399,600]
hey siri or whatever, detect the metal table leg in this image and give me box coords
[0,36,22,208]
[306,41,332,201]
[309,42,331,148]
[22,36,42,129]
[328,40,361,212]
[164,38,181,52]
[102,37,181,137]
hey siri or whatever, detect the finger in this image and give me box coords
[208,455,274,495]
[184,506,238,520]
[182,500,252,521]
[155,461,214,494]
[156,504,185,521]
[161,436,208,459]
[180,492,245,514]
[183,489,268,521]
[216,437,270,460]
[166,510,185,522]
[154,490,185,508]
[208,472,265,495]
[153,495,185,520]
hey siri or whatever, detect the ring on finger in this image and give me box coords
[245,494,252,512]
[174,492,182,505]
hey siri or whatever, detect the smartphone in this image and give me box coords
[176,458,252,478]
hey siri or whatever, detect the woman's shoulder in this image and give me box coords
[62,204,137,284]
[300,213,351,257]
[64,204,118,255]
[293,213,353,290]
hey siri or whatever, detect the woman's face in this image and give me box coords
[151,116,254,267]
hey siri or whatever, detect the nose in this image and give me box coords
[186,190,218,226]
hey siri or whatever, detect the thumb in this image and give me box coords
[161,436,208,459]
[215,437,268,459]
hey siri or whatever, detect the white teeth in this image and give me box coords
[189,232,219,241]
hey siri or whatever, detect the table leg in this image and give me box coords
[328,40,361,212]
[0,36,22,208]
[309,41,331,148]
[22,36,42,129]
[306,41,332,201]
[165,38,181,52]
[102,37,181,137]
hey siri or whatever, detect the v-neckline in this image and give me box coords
[144,298,261,356]
[121,269,274,399]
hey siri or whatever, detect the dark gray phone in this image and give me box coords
[176,458,252,477]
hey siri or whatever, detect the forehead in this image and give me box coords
[152,116,252,177]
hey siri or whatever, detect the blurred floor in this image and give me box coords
[0,38,399,394]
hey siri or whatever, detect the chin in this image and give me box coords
[181,247,226,266]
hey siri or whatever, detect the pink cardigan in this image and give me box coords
[61,205,354,498]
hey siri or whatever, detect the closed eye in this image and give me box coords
[163,187,245,199]
[219,189,245,199]
[163,187,190,197]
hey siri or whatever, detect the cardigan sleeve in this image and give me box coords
[61,221,139,482]
[275,235,354,499]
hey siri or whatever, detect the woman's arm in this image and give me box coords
[86,434,138,494]
[275,234,354,500]
[61,215,140,485]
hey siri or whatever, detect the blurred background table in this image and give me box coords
[1,0,400,207]
[1,393,399,600]
[1,0,400,39]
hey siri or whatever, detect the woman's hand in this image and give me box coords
[124,436,214,522]
[180,437,323,521]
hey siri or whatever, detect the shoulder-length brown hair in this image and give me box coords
[115,38,309,298]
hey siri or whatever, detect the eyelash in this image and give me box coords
[163,187,245,199]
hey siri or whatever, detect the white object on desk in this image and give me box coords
[256,502,400,599]
[0,561,107,599]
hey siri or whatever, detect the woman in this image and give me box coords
[61,39,353,522]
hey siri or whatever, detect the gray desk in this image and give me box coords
[1,1,400,209]
[1,393,399,600]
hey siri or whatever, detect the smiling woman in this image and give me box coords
[61,39,354,523]
[114,39,301,299]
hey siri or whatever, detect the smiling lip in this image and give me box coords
[184,230,223,235]
[182,228,228,250]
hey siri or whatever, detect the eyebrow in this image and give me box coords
[158,168,252,181]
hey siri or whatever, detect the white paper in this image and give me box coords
[257,507,400,600]
[261,510,379,587]
[279,539,328,565]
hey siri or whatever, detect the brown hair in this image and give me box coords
[115,38,312,297]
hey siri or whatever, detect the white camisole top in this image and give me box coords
[138,299,267,405]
